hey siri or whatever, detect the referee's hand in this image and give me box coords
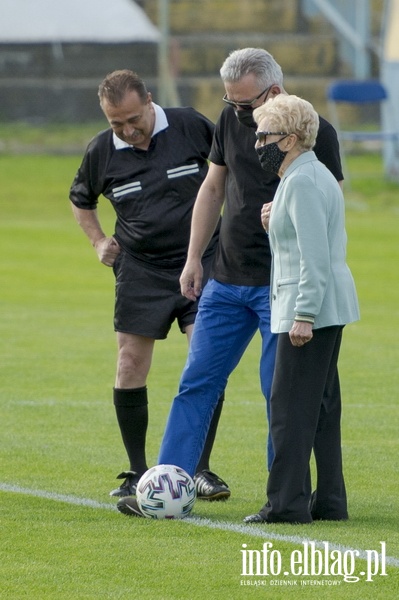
[180,259,203,301]
[95,236,121,267]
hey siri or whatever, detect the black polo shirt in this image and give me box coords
[70,107,217,268]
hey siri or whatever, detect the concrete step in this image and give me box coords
[0,42,158,80]
[143,0,301,34]
[174,74,337,124]
[172,32,339,77]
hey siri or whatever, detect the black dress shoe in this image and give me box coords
[244,502,313,524]
[116,496,144,517]
[312,514,348,521]
[243,504,270,523]
[310,491,348,521]
[243,512,268,524]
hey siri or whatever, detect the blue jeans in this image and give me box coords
[158,279,277,477]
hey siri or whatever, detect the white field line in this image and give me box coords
[1,482,398,568]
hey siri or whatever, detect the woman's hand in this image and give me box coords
[289,321,313,347]
[261,202,272,232]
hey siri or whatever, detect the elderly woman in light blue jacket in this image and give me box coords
[244,94,360,524]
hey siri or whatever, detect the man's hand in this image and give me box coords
[94,236,121,267]
[180,259,203,301]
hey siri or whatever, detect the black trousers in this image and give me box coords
[265,326,347,523]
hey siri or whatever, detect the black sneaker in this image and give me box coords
[194,469,231,501]
[117,496,144,517]
[109,471,140,497]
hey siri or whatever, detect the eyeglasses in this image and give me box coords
[222,85,272,110]
[255,131,290,145]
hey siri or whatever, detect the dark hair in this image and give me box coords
[98,69,148,106]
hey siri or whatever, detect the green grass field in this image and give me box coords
[1,150,399,599]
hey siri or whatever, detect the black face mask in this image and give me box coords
[256,140,288,174]
[235,109,257,129]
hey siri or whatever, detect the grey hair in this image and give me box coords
[220,48,284,89]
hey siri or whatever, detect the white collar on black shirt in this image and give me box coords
[113,103,169,150]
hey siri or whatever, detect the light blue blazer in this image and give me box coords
[268,151,360,333]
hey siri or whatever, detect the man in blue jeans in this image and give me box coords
[117,48,343,517]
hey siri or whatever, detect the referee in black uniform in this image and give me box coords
[69,70,230,500]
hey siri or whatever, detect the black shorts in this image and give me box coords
[113,251,214,339]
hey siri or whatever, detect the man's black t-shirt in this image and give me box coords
[209,105,343,286]
[70,107,217,268]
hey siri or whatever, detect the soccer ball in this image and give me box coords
[136,464,196,520]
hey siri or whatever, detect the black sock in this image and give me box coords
[195,393,225,474]
[113,387,148,475]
